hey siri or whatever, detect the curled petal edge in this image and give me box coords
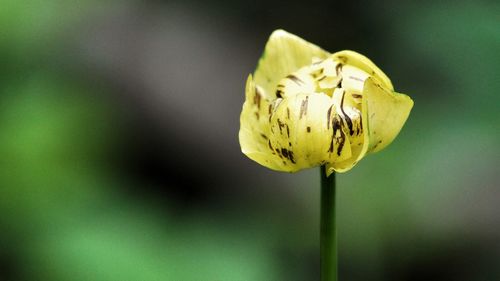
[363,77,414,153]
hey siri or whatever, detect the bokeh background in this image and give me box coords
[1,0,499,280]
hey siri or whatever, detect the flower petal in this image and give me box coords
[363,78,414,153]
[254,30,330,99]
[239,75,279,164]
[240,82,357,172]
[267,93,353,172]
[332,50,394,90]
[325,90,370,175]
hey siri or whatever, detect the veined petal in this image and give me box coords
[268,93,352,172]
[239,75,281,167]
[363,78,414,153]
[325,90,370,175]
[254,30,330,99]
[240,84,356,172]
[332,50,394,90]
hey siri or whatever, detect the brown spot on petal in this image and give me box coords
[337,131,346,156]
[281,148,288,158]
[277,118,285,134]
[327,105,333,129]
[299,96,309,119]
[336,56,348,64]
[335,63,343,76]
[359,115,363,133]
[275,148,282,158]
[340,91,354,135]
[328,116,346,156]
[286,74,304,85]
[253,88,262,109]
[328,140,334,153]
[336,77,343,88]
[288,150,296,164]
[276,90,283,98]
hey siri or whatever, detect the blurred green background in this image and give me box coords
[0,0,499,280]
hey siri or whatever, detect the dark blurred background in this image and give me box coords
[1,0,499,280]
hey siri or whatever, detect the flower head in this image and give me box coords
[239,30,413,175]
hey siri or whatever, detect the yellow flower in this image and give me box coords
[239,30,413,176]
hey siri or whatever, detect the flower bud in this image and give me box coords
[239,30,413,175]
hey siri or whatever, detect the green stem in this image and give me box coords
[320,165,337,281]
